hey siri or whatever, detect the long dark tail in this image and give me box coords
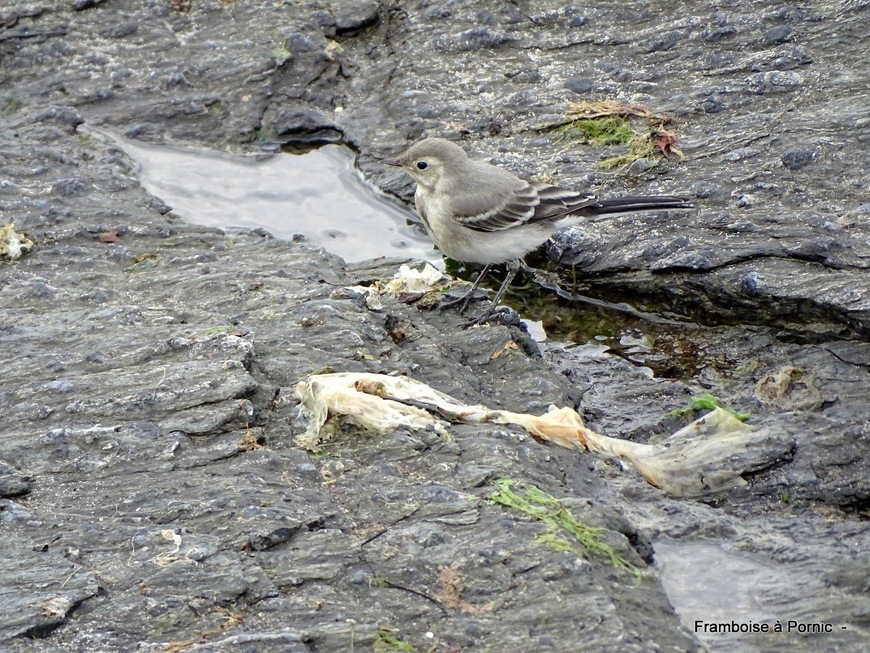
[589,195,694,215]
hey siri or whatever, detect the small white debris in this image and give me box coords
[383,263,444,294]
[0,223,34,260]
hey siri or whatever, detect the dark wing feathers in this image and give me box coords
[531,182,599,220]
[455,180,598,233]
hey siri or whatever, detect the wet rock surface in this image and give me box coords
[1,1,868,651]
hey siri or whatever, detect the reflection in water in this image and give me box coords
[86,128,439,264]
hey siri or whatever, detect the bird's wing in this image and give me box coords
[454,181,599,233]
[531,183,601,221]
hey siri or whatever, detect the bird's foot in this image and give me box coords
[461,305,518,329]
[435,288,485,314]
[435,293,471,314]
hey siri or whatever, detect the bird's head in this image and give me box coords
[382,138,468,191]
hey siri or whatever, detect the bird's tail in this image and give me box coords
[589,195,694,215]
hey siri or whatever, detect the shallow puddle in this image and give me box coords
[86,128,438,264]
[655,540,828,651]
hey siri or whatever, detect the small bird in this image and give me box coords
[384,137,693,324]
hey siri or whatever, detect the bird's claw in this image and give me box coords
[435,289,485,314]
[461,305,516,329]
[435,293,472,314]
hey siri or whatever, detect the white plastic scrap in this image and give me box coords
[343,263,444,312]
[295,373,458,444]
[294,372,784,498]
[0,223,34,260]
[382,263,444,294]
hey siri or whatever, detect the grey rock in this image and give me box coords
[691,182,720,199]
[764,25,793,44]
[781,146,816,169]
[332,0,380,33]
[703,26,738,41]
[751,44,813,70]
[565,76,595,94]
[269,106,343,147]
[73,0,106,9]
[0,462,31,498]
[0,534,99,639]
[449,27,517,52]
[725,146,759,161]
[698,93,726,113]
[628,157,654,172]
[744,70,804,94]
[2,1,869,651]
[51,177,88,195]
[644,30,684,52]
[101,21,138,39]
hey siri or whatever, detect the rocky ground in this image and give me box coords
[1,1,868,651]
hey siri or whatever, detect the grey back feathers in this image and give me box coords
[396,138,604,233]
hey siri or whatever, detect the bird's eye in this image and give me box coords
[416,161,428,170]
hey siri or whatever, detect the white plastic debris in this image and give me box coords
[382,263,444,294]
[342,263,444,312]
[294,372,788,498]
[0,223,34,260]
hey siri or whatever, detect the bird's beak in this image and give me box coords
[381,158,402,167]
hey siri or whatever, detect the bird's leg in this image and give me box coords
[489,259,521,308]
[464,259,521,327]
[436,264,491,314]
